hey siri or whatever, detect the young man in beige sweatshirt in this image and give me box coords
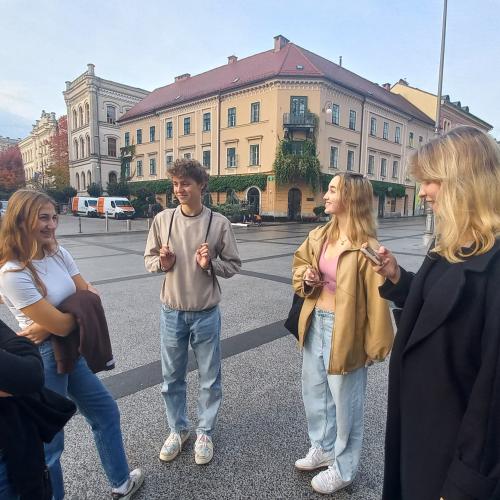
[144,159,241,465]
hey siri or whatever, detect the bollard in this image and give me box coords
[147,218,151,230]
[105,212,109,232]
[78,217,82,234]
[127,219,131,231]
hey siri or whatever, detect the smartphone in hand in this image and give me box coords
[360,246,382,265]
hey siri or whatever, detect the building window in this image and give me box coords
[183,153,191,159]
[349,110,356,130]
[80,137,85,157]
[419,135,423,145]
[106,106,116,124]
[166,154,173,166]
[227,147,236,167]
[124,161,130,178]
[108,138,117,157]
[383,122,389,140]
[250,102,260,123]
[74,139,79,159]
[370,117,377,136]
[166,121,173,138]
[250,144,260,166]
[290,141,304,155]
[183,117,191,135]
[87,170,91,185]
[331,104,340,125]
[86,135,91,156]
[136,160,143,177]
[137,129,142,144]
[395,126,401,144]
[409,132,414,147]
[85,103,90,124]
[228,107,236,127]
[149,158,156,175]
[368,155,375,175]
[150,126,156,142]
[290,96,307,116]
[347,150,355,171]
[81,172,86,190]
[73,110,78,129]
[392,160,399,178]
[329,146,339,169]
[79,107,84,127]
[381,158,387,177]
[203,113,211,132]
[124,132,130,147]
[203,150,211,168]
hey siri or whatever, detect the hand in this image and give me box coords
[159,244,176,272]
[17,323,51,345]
[196,243,211,271]
[87,283,100,296]
[303,267,323,287]
[0,390,12,398]
[365,358,374,367]
[371,246,401,284]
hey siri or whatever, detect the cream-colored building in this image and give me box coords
[390,79,492,133]
[18,111,58,187]
[119,36,435,218]
[63,64,149,194]
[0,136,20,153]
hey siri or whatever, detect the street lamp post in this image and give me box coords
[425,0,447,237]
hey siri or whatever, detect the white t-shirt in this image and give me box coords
[0,246,80,330]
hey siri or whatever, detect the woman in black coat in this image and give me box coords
[371,126,500,500]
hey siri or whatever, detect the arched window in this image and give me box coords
[76,173,80,191]
[85,102,90,124]
[108,171,117,184]
[79,106,83,128]
[86,135,91,156]
[80,137,85,158]
[81,172,86,190]
[74,139,79,159]
[73,110,78,129]
[87,170,91,185]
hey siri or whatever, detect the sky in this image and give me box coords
[1,0,499,139]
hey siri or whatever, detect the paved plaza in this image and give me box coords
[0,215,429,500]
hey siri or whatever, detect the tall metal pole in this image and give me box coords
[425,0,447,237]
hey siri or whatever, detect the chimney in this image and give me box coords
[175,73,191,82]
[227,55,238,64]
[273,34,289,52]
[382,83,391,91]
[87,63,95,76]
[339,56,342,67]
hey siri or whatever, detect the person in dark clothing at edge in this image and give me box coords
[0,318,75,500]
[367,126,500,500]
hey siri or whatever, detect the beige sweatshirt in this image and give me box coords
[144,206,241,311]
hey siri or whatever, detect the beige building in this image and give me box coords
[119,36,435,218]
[18,111,58,187]
[390,79,493,133]
[0,136,20,153]
[63,64,149,194]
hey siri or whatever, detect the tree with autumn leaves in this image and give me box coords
[46,115,70,190]
[0,146,24,192]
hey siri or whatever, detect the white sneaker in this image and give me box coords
[159,430,190,462]
[295,447,334,471]
[111,468,145,499]
[194,433,213,465]
[311,466,352,494]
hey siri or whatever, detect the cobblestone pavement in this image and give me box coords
[0,216,429,499]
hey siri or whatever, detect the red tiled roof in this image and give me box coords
[119,42,434,125]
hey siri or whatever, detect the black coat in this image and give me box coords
[380,240,500,500]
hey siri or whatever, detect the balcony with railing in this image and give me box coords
[283,112,317,128]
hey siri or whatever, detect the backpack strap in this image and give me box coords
[204,209,213,242]
[203,209,221,293]
[166,209,175,246]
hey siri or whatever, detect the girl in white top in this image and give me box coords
[0,190,143,500]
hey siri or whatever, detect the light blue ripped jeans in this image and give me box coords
[302,308,367,482]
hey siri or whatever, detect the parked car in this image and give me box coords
[71,197,98,217]
[0,200,8,218]
[97,197,135,219]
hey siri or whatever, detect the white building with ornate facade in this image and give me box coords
[0,136,20,153]
[63,64,149,193]
[18,111,58,187]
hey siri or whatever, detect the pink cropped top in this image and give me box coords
[318,242,339,293]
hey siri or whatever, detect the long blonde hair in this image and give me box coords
[409,126,500,262]
[0,189,59,296]
[328,172,377,244]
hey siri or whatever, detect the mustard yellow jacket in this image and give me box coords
[292,223,394,374]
